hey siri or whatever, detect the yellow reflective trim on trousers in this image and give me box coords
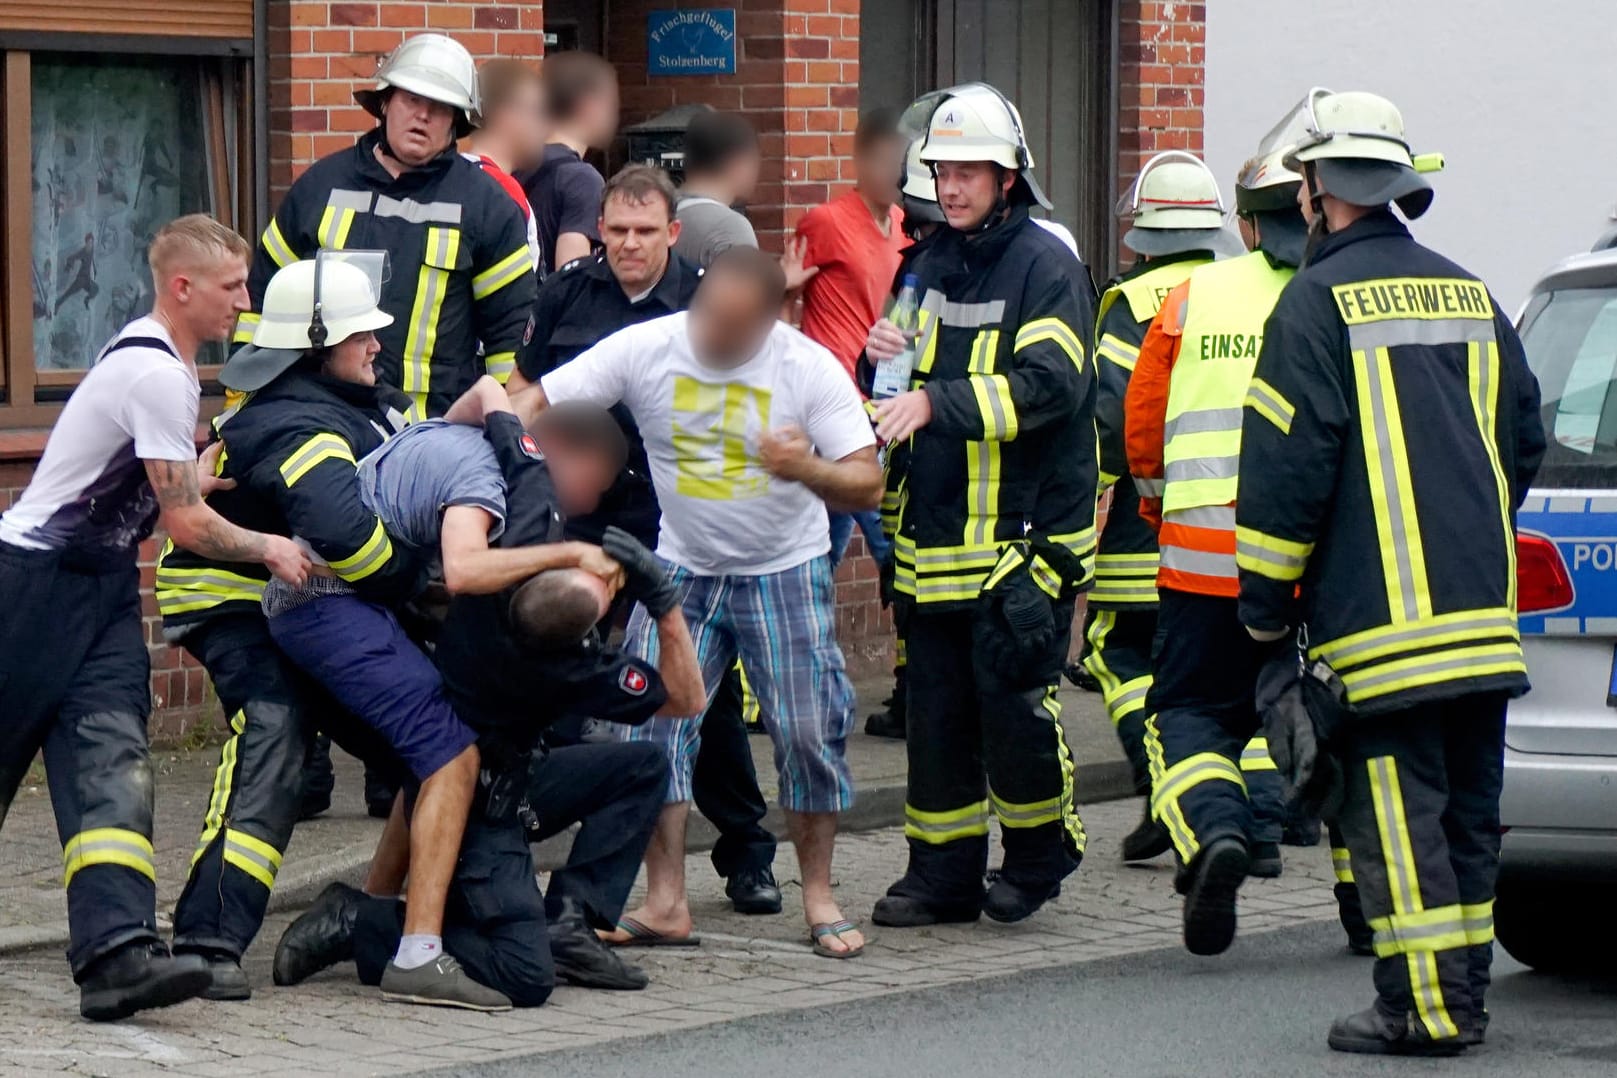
[1015,316,1086,372]
[989,789,1064,828]
[472,245,532,300]
[1233,525,1313,583]
[63,827,155,887]
[484,351,517,384]
[971,374,1019,440]
[1339,642,1526,702]
[1461,900,1494,945]
[317,205,355,249]
[1368,755,1460,1040]
[1151,752,1246,863]
[1081,611,1123,695]
[1469,339,1518,612]
[1096,333,1139,372]
[1103,675,1151,723]
[1040,684,1086,853]
[1353,345,1432,623]
[1310,607,1519,669]
[1332,846,1355,884]
[1239,737,1278,772]
[328,518,394,582]
[223,828,283,890]
[192,710,245,867]
[403,226,461,414]
[262,219,296,269]
[1369,904,1471,956]
[904,799,991,844]
[232,311,261,346]
[1143,714,1197,861]
[279,432,355,487]
[1244,377,1295,436]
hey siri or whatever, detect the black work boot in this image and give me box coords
[726,866,784,915]
[273,882,362,986]
[1063,661,1102,693]
[1121,804,1172,863]
[983,876,1063,924]
[1462,1010,1489,1047]
[872,893,982,928]
[79,942,213,1022]
[1327,1006,1467,1057]
[198,954,251,1001]
[1182,837,1250,956]
[550,900,648,991]
[1247,841,1283,879]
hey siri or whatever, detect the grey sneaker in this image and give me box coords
[380,955,512,1011]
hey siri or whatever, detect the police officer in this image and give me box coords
[507,164,785,917]
[862,83,1095,927]
[1087,152,1235,864]
[158,256,407,1001]
[237,33,537,419]
[1123,138,1310,955]
[0,216,310,1020]
[1234,90,1543,1055]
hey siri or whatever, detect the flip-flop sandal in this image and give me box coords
[607,916,701,948]
[810,919,865,960]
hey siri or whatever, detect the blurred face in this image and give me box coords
[383,89,457,167]
[856,135,906,206]
[540,440,619,518]
[494,77,549,172]
[933,160,1013,231]
[1298,168,1319,227]
[601,194,680,294]
[723,147,762,203]
[583,82,621,150]
[174,253,251,344]
[322,330,380,386]
[1237,215,1258,252]
[687,273,772,370]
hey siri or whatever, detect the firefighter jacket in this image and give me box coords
[1091,254,1210,607]
[860,207,1098,609]
[1126,249,1295,598]
[237,129,538,419]
[159,368,422,623]
[1235,211,1546,715]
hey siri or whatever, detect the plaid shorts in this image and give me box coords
[620,555,856,814]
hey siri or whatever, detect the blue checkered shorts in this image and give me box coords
[619,555,856,814]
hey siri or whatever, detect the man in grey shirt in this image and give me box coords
[673,110,762,268]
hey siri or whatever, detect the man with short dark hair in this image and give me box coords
[674,110,763,267]
[524,51,620,274]
[464,59,547,271]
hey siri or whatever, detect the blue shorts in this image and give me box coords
[621,556,856,814]
[267,595,476,782]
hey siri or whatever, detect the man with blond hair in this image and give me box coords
[0,214,310,1021]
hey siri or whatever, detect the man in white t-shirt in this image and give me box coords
[0,215,309,1021]
[525,246,883,958]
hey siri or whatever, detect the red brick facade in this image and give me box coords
[1117,1,1206,180]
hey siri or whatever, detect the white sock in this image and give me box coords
[393,934,442,970]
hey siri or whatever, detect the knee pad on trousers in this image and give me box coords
[232,698,306,851]
[63,711,153,837]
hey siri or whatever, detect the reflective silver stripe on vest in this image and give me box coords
[1164,455,1239,484]
[327,188,374,212]
[1165,504,1236,530]
[1159,544,1237,580]
[1133,476,1166,497]
[1347,317,1495,353]
[1163,406,1244,442]
[374,195,464,225]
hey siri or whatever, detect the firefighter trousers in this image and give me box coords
[1082,607,1157,795]
[0,545,159,979]
[1143,589,1286,870]
[171,613,317,959]
[1334,693,1506,1040]
[888,599,1085,909]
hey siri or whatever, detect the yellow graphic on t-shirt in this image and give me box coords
[670,377,773,501]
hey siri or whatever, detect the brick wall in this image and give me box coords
[1116,1,1206,191]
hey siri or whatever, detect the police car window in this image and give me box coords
[1520,286,1617,488]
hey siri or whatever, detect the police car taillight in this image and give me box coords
[1517,533,1573,613]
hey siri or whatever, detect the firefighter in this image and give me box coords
[1086,151,1236,864]
[157,256,410,1000]
[235,33,537,419]
[861,84,1095,927]
[0,216,310,1020]
[1234,89,1543,1054]
[1123,135,1313,955]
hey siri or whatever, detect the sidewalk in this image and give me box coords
[0,679,1132,957]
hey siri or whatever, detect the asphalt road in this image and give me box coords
[434,921,1617,1078]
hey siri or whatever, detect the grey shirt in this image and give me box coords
[673,195,757,268]
[356,420,507,552]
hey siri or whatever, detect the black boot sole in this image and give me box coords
[1327,1030,1466,1057]
[81,964,214,1022]
[555,964,649,991]
[872,898,982,928]
[1183,840,1249,956]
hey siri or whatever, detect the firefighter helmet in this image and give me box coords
[354,33,481,138]
[1117,151,1239,257]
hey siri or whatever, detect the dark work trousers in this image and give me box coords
[1143,589,1286,871]
[1327,821,1373,948]
[0,544,159,979]
[693,663,778,879]
[1334,693,1506,1041]
[889,598,1086,909]
[170,613,317,959]
[526,741,666,927]
[1082,607,1158,795]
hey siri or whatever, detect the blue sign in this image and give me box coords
[648,9,737,77]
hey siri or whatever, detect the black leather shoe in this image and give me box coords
[199,955,252,1001]
[1327,1006,1466,1056]
[864,706,906,740]
[273,882,363,986]
[80,942,212,1022]
[1063,661,1102,693]
[872,894,981,927]
[1248,841,1284,879]
[1182,837,1249,956]
[1121,806,1172,863]
[983,877,1062,924]
[551,922,649,991]
[1462,1011,1489,1047]
[726,867,783,915]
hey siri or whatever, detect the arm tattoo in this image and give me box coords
[191,514,269,565]
[148,459,201,510]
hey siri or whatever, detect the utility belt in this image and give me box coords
[478,741,540,831]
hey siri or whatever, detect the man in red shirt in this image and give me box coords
[796,108,909,737]
[463,59,548,275]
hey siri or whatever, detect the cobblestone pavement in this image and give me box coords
[0,799,1346,1078]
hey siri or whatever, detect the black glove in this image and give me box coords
[1254,640,1346,821]
[877,551,896,609]
[974,548,1057,687]
[601,525,679,618]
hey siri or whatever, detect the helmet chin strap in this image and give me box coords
[1300,161,1330,267]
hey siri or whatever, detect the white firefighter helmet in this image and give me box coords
[354,33,481,137]
[911,83,1051,209]
[223,254,393,391]
[1117,151,1239,256]
[899,137,945,224]
[1281,88,1440,219]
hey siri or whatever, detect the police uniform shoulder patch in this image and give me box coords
[619,666,649,696]
[519,433,542,459]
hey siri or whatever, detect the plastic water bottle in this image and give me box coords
[872,274,922,399]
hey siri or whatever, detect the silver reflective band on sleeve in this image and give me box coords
[1236,537,1310,576]
[1347,317,1496,353]
[1163,407,1244,442]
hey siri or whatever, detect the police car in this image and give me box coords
[1495,243,1617,972]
